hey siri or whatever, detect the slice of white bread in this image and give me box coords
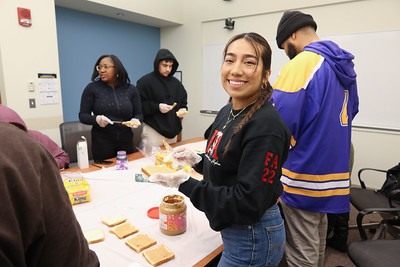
[101,213,127,226]
[125,233,157,252]
[176,110,188,117]
[122,120,140,127]
[141,165,176,177]
[142,244,175,266]
[83,228,105,244]
[162,139,173,152]
[109,222,139,239]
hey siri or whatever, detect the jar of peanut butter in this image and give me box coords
[159,194,187,235]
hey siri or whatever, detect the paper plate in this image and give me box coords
[147,206,159,219]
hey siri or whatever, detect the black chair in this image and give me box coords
[59,121,93,167]
[347,239,400,267]
[350,166,400,240]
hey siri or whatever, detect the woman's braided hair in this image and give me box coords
[222,32,273,156]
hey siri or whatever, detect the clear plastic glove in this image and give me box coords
[149,170,190,188]
[96,115,113,127]
[124,118,141,128]
[171,146,202,169]
[159,103,173,114]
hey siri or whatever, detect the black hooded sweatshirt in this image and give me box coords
[136,49,188,138]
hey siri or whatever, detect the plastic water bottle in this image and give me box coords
[76,136,89,169]
[116,150,128,170]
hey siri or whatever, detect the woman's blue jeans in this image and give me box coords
[218,204,285,267]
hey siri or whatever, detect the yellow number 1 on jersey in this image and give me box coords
[340,90,349,126]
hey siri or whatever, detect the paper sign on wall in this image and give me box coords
[38,73,59,105]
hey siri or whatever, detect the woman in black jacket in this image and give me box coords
[79,55,143,161]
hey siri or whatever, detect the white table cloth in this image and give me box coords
[71,140,222,267]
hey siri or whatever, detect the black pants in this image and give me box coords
[327,212,349,239]
[91,129,134,160]
[327,212,349,252]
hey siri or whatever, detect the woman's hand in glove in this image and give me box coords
[124,118,141,128]
[149,171,190,188]
[96,115,113,127]
[171,146,202,169]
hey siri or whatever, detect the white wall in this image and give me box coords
[0,0,63,145]
[161,0,400,188]
[89,0,183,24]
[55,0,183,27]
[352,127,399,188]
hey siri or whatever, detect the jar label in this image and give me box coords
[116,159,128,170]
[159,210,187,232]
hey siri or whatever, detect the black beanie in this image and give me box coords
[276,10,317,49]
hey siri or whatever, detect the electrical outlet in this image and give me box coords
[29,98,36,108]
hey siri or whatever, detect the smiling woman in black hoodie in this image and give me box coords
[149,33,290,267]
[136,48,188,147]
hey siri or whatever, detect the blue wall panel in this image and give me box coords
[55,7,160,122]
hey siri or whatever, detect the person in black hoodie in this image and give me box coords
[149,33,290,267]
[136,49,188,147]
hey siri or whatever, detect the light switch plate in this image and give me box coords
[28,81,35,92]
[29,98,36,108]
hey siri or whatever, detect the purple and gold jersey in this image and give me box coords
[271,40,359,213]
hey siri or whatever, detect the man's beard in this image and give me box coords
[287,42,298,60]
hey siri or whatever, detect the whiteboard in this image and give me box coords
[328,30,400,130]
[202,44,229,112]
[202,30,400,131]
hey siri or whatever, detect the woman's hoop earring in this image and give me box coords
[261,82,268,90]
